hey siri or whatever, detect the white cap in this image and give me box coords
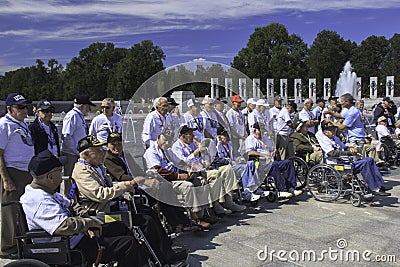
[256,99,269,107]
[187,99,199,108]
[202,95,214,105]
[247,98,258,105]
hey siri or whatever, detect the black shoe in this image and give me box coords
[378,166,389,172]
[0,252,18,259]
[380,185,393,191]
[372,190,391,196]
[167,249,188,264]
[201,214,220,224]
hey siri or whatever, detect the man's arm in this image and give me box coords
[0,149,15,191]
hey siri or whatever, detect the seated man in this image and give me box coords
[375,116,400,148]
[290,120,323,164]
[104,132,194,233]
[315,121,391,196]
[72,135,188,266]
[21,150,149,266]
[170,125,240,216]
[245,123,302,199]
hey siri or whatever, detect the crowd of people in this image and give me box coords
[0,91,395,266]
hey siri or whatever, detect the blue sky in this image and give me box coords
[1,0,400,74]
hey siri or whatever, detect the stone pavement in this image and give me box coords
[1,170,399,267]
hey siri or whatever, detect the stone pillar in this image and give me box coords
[309,78,317,103]
[225,78,232,99]
[266,78,274,105]
[356,77,362,99]
[211,78,218,99]
[323,78,331,99]
[370,77,378,99]
[280,79,288,103]
[171,91,196,114]
[253,78,260,99]
[294,78,302,104]
[386,76,395,98]
[239,78,246,99]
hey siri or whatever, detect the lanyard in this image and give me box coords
[222,144,231,158]
[38,118,57,150]
[5,115,33,146]
[78,159,111,187]
[6,115,29,135]
[203,111,218,128]
[120,155,133,176]
[234,110,244,125]
[253,134,267,150]
[74,109,88,135]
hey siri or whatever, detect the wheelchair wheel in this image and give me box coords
[4,259,50,267]
[350,193,362,207]
[288,156,309,190]
[307,164,342,202]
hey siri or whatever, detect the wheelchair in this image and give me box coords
[379,136,400,166]
[306,156,374,207]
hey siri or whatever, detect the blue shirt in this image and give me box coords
[342,106,366,141]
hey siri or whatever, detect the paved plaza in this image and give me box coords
[1,169,399,267]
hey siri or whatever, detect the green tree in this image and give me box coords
[351,36,388,97]
[382,34,400,96]
[108,40,165,100]
[308,30,357,96]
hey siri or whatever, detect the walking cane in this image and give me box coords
[88,228,105,267]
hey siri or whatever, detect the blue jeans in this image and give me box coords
[268,160,297,191]
[352,157,384,191]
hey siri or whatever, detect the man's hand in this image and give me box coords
[349,147,358,154]
[2,179,16,192]
[143,178,160,188]
[87,227,101,239]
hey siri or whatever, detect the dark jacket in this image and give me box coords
[103,150,146,181]
[373,103,395,127]
[29,118,60,156]
[290,131,319,155]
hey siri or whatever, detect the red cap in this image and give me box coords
[231,95,244,103]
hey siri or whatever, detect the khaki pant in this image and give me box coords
[310,150,323,164]
[0,168,32,255]
[276,135,294,160]
[206,165,239,203]
[347,140,381,163]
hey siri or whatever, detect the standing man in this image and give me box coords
[373,97,396,131]
[242,98,257,135]
[214,99,230,137]
[269,96,283,132]
[299,98,319,134]
[181,99,205,143]
[226,95,246,158]
[0,93,34,258]
[89,98,123,143]
[142,97,169,149]
[165,97,180,141]
[200,96,218,140]
[29,100,60,156]
[276,101,296,160]
[61,95,95,179]
[312,98,326,125]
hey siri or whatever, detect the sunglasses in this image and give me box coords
[101,106,111,110]
[40,108,55,113]
[13,105,28,110]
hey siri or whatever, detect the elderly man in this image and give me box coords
[248,99,271,133]
[373,97,396,130]
[290,121,323,164]
[21,150,150,266]
[226,95,246,158]
[242,98,257,135]
[180,98,204,143]
[269,95,283,132]
[200,96,219,140]
[323,93,384,166]
[0,93,34,258]
[214,99,230,136]
[171,125,240,216]
[142,97,169,149]
[89,98,123,143]
[61,95,95,177]
[316,121,391,196]
[164,97,181,141]
[72,135,187,266]
[276,100,296,160]
[29,100,60,157]
[299,98,319,134]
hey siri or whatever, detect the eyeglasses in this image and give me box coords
[101,106,111,110]
[13,105,28,110]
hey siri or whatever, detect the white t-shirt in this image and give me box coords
[61,108,88,156]
[89,113,123,143]
[269,106,281,131]
[142,110,166,147]
[180,112,205,142]
[276,107,293,136]
[0,115,34,171]
[375,124,391,140]
[299,108,316,134]
[200,110,218,138]
[226,108,245,138]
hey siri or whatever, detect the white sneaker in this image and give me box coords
[278,192,293,198]
[288,188,303,197]
[253,187,270,197]
[243,191,261,202]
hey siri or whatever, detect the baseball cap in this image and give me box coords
[328,96,339,101]
[167,97,179,106]
[74,95,96,106]
[316,98,326,104]
[202,95,214,105]
[252,122,265,131]
[231,95,244,103]
[77,135,106,152]
[294,120,306,132]
[247,98,258,105]
[382,97,391,102]
[6,93,32,106]
[187,99,200,108]
[178,125,197,136]
[321,120,337,131]
[217,127,229,137]
[29,150,67,176]
[377,116,387,123]
[107,132,122,143]
[36,100,55,112]
[274,96,283,101]
[256,99,269,107]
